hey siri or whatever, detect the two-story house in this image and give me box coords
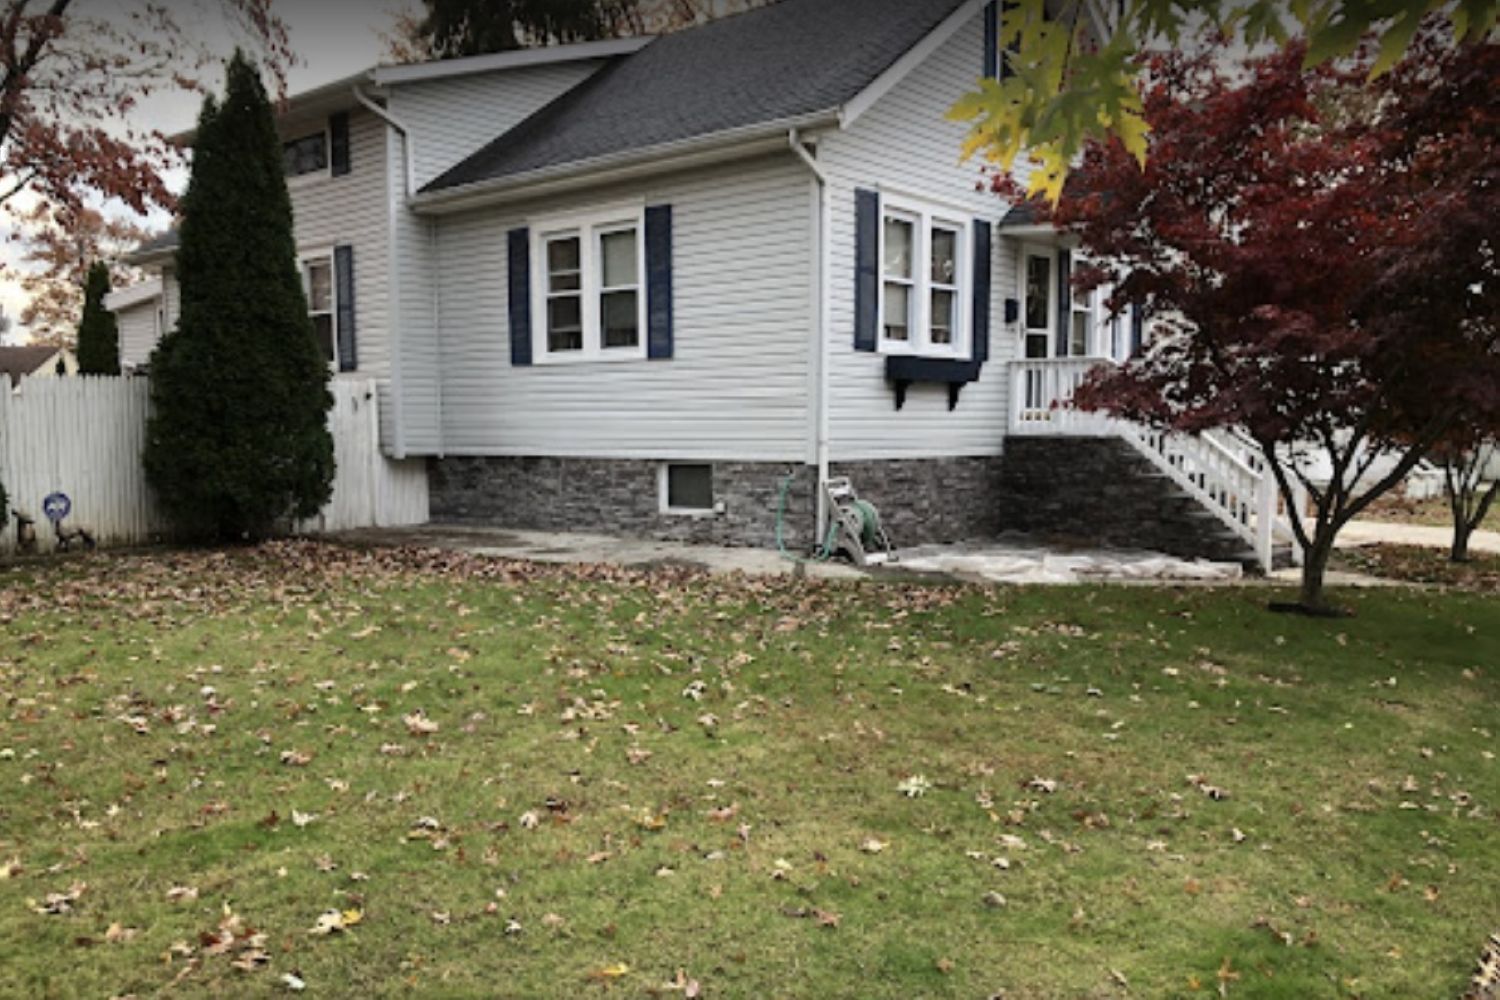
[111,0,1301,569]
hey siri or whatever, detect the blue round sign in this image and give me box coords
[42,492,71,523]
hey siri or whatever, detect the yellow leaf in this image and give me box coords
[591,962,630,980]
[341,909,363,927]
[1117,109,1150,167]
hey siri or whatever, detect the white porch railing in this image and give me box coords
[1009,358,1303,571]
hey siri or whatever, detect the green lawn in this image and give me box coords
[1,544,1496,999]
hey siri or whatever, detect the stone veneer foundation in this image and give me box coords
[428,455,1008,551]
[993,437,1256,564]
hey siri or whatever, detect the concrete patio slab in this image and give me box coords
[338,524,1265,586]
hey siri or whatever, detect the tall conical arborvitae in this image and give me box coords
[75,261,121,375]
[144,50,334,541]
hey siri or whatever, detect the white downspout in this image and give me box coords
[354,83,418,459]
[788,128,832,542]
[354,85,417,201]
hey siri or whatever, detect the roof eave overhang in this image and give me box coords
[371,37,654,88]
[409,111,841,215]
[125,247,177,267]
[169,68,380,146]
[999,222,1078,247]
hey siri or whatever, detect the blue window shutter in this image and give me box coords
[508,227,532,366]
[1055,248,1072,357]
[971,218,992,362]
[1000,2,1018,80]
[854,188,880,352]
[334,244,356,372]
[330,112,351,177]
[983,2,999,79]
[1130,303,1144,357]
[645,204,674,360]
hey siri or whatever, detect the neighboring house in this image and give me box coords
[0,345,77,387]
[108,0,1301,568]
[102,278,165,374]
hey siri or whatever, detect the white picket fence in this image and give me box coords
[0,376,428,554]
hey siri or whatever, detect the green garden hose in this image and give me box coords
[847,498,883,548]
[776,472,842,565]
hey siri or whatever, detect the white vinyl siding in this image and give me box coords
[114,300,161,371]
[428,154,812,461]
[284,108,390,379]
[386,62,605,190]
[819,7,1030,461]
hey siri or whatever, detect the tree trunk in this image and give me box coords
[1298,534,1336,612]
[1451,520,1472,563]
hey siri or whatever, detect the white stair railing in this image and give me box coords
[1009,359,1300,571]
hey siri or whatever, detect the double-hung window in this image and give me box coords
[533,206,646,362]
[301,254,338,369]
[878,195,969,357]
[283,132,328,180]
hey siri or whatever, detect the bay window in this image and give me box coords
[877,196,969,357]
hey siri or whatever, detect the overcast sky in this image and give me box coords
[1,0,413,344]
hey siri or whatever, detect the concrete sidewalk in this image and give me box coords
[1339,520,1500,555]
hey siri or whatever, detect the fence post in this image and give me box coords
[1255,470,1276,573]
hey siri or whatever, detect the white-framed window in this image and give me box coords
[283,131,329,181]
[1069,282,1094,357]
[658,463,716,516]
[300,252,340,370]
[877,194,970,358]
[531,204,647,363]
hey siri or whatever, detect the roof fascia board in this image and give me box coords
[125,246,176,267]
[837,0,987,131]
[170,68,377,146]
[371,37,653,88]
[103,279,164,311]
[412,111,839,215]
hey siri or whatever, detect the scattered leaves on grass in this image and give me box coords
[29,882,86,915]
[897,775,932,798]
[307,908,362,936]
[588,962,630,981]
[403,710,440,736]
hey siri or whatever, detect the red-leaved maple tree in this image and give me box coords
[17,203,146,345]
[1020,34,1499,612]
[0,0,290,336]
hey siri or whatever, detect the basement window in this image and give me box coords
[660,463,714,515]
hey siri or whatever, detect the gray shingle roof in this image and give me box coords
[0,346,62,387]
[424,0,970,194]
[127,228,180,263]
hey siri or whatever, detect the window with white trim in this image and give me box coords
[878,196,969,357]
[532,206,646,362]
[1069,282,1094,357]
[660,463,715,515]
[283,132,328,178]
[301,254,339,369]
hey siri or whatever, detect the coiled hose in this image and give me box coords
[776,472,842,565]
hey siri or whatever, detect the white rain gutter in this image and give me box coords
[788,128,832,541]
